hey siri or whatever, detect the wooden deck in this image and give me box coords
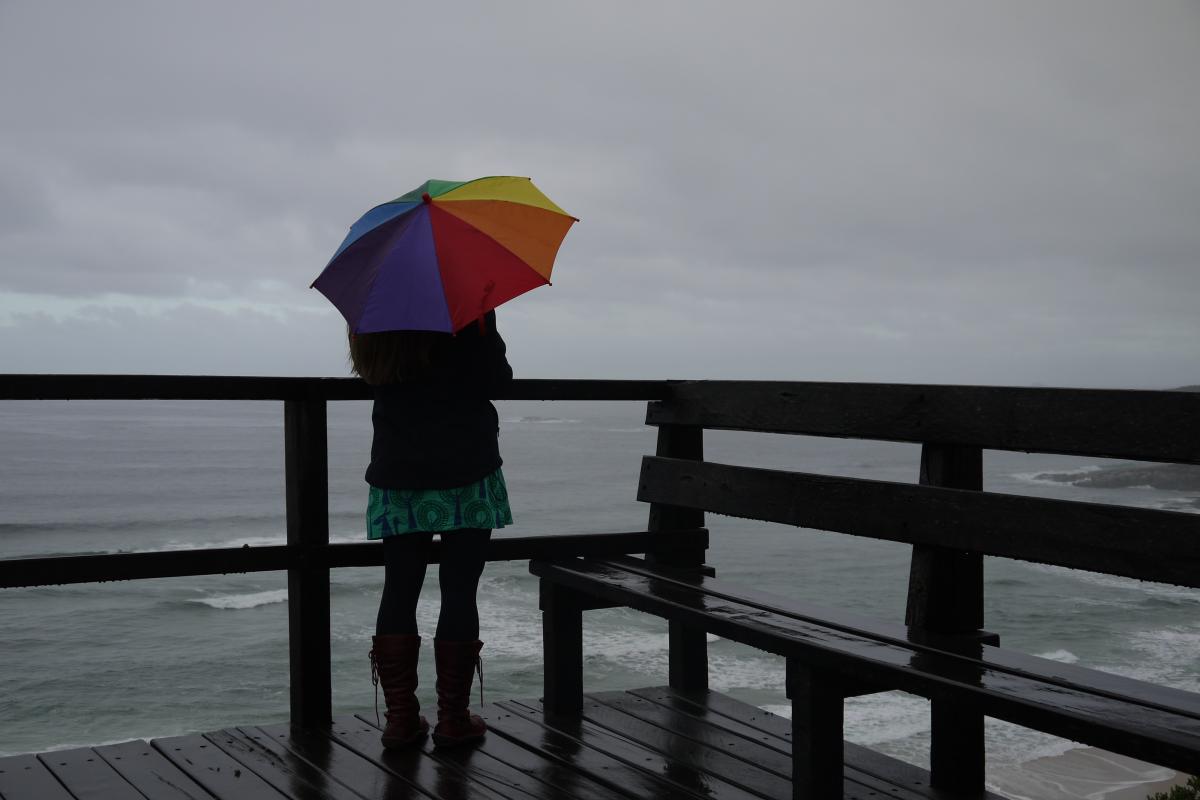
[0,686,972,800]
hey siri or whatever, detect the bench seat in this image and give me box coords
[531,554,1200,796]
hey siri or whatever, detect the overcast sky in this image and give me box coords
[1,1,1197,387]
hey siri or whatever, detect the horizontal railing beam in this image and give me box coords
[638,456,1200,588]
[647,381,1200,464]
[0,375,371,401]
[0,545,294,587]
[0,375,677,402]
[0,529,708,588]
[7,375,1197,463]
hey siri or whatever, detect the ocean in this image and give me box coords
[1,397,1197,798]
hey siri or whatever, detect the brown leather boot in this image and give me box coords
[369,634,429,749]
[432,638,487,747]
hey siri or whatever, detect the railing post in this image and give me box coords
[540,581,584,714]
[285,398,331,727]
[787,659,845,799]
[645,419,708,693]
[905,443,987,793]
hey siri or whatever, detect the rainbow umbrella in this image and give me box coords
[312,176,577,334]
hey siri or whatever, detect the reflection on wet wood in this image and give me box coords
[0,687,972,799]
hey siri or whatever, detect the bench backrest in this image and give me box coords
[638,381,1200,596]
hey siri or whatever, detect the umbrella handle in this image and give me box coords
[477,280,496,334]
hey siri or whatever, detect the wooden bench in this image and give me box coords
[531,381,1200,798]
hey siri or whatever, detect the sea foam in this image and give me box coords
[189,589,289,610]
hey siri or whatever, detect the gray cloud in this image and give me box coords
[1,0,1197,386]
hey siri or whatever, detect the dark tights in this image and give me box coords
[376,528,492,641]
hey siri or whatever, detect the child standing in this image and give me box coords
[352,310,513,749]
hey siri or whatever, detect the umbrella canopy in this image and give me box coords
[312,176,577,334]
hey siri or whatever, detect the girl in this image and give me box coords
[354,310,513,749]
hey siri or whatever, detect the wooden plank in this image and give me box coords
[36,746,144,800]
[637,456,1200,588]
[332,529,708,569]
[153,734,285,800]
[575,696,790,799]
[605,556,1200,718]
[327,715,506,799]
[356,709,631,800]
[646,381,1200,464]
[592,689,794,759]
[0,753,75,800]
[530,559,1200,774]
[0,530,709,589]
[8,375,1196,462]
[591,690,938,800]
[0,374,368,401]
[285,399,331,729]
[0,547,293,589]
[245,722,430,800]
[93,739,216,800]
[200,727,363,800]
[495,698,748,800]
[627,687,794,750]
[627,687,1006,799]
[500,379,674,402]
[564,696,792,798]
[0,375,672,402]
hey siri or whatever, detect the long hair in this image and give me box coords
[348,327,444,385]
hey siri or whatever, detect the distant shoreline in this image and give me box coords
[1033,463,1200,494]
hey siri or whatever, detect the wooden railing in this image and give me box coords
[0,375,691,728]
[2,374,1197,748]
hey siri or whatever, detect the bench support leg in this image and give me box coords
[668,621,709,693]
[787,660,843,799]
[541,581,584,714]
[931,701,985,793]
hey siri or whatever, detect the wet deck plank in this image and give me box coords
[355,710,626,799]
[0,753,77,800]
[36,746,146,800]
[479,702,718,800]
[93,739,216,800]
[153,733,285,800]
[628,685,1005,799]
[5,687,958,799]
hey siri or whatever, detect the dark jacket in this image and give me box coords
[365,311,513,489]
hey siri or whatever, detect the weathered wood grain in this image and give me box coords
[0,531,709,589]
[638,456,1200,588]
[93,739,216,799]
[531,558,1200,775]
[0,375,673,402]
[646,381,1200,464]
[285,398,331,729]
[0,753,78,800]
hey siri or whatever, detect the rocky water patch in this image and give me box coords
[1034,464,1200,492]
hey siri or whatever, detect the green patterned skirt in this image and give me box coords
[366,468,512,539]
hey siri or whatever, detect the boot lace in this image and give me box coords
[369,647,382,727]
[476,652,484,706]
